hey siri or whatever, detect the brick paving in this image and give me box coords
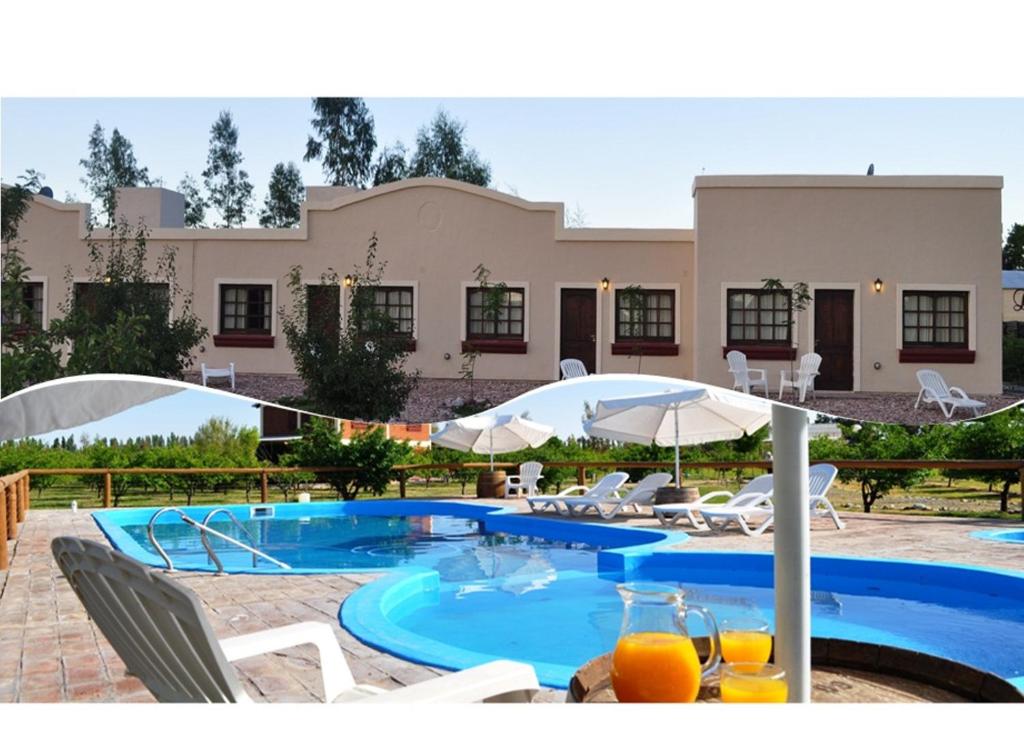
[1,503,1022,703]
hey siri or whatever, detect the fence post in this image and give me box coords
[0,483,8,570]
[577,464,586,487]
[15,476,25,523]
[103,472,112,508]
[260,470,269,504]
[5,484,17,541]
[398,470,407,499]
[22,475,30,514]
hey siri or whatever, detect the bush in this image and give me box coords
[1004,333,1024,386]
[283,418,412,500]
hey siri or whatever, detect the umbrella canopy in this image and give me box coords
[0,375,186,441]
[430,414,555,469]
[583,386,771,486]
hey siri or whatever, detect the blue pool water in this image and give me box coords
[972,528,1024,544]
[94,502,1024,690]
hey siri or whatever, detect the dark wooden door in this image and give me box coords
[560,289,597,374]
[813,289,854,391]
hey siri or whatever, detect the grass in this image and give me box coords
[23,472,1024,520]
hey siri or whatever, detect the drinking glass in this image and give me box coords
[720,616,772,666]
[720,663,788,703]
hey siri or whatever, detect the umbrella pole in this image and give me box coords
[489,429,494,471]
[673,408,681,487]
[771,403,811,703]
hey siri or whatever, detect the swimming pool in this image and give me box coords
[972,528,1024,544]
[94,501,1024,691]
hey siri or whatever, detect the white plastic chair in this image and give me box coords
[526,472,629,515]
[560,359,588,380]
[505,461,544,497]
[700,464,842,537]
[778,352,821,403]
[726,351,769,397]
[914,369,987,419]
[561,472,673,519]
[51,537,539,703]
[653,473,774,530]
[201,362,236,390]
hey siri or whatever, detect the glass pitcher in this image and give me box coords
[610,582,721,703]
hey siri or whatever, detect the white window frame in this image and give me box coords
[22,275,48,330]
[608,282,681,346]
[214,278,278,336]
[896,283,976,352]
[342,280,419,339]
[720,281,801,349]
[460,280,530,342]
[554,282,604,379]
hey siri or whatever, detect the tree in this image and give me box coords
[1,172,63,395]
[818,423,930,513]
[259,162,305,228]
[283,418,411,500]
[949,408,1024,515]
[371,142,410,186]
[761,277,812,382]
[279,233,419,421]
[202,111,253,227]
[459,264,507,405]
[177,173,207,228]
[408,110,491,186]
[303,98,377,188]
[51,220,207,378]
[79,123,152,224]
[1002,223,1024,270]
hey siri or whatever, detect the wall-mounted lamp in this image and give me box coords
[601,277,610,291]
[103,275,112,284]
[873,278,883,293]
[343,274,354,288]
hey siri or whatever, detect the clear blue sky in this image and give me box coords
[27,389,261,445]
[2,98,1022,230]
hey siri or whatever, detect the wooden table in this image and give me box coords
[568,638,1022,703]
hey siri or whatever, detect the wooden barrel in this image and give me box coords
[654,486,700,505]
[476,470,507,499]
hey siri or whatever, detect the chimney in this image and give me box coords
[114,187,186,228]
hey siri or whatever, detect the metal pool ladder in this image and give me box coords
[146,507,291,575]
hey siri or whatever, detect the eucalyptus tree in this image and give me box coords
[202,111,254,227]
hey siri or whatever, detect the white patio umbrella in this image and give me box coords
[582,386,771,487]
[429,414,555,470]
[584,386,813,703]
[0,374,185,441]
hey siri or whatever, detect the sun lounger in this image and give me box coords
[653,473,774,529]
[525,472,629,515]
[51,537,540,703]
[700,464,842,537]
[561,472,673,520]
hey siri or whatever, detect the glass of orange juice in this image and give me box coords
[720,616,772,666]
[610,582,721,703]
[720,663,788,703]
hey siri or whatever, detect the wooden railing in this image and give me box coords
[3,458,1023,571]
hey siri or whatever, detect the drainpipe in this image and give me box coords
[771,403,811,703]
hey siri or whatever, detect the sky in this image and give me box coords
[2,98,1022,230]
[27,388,261,445]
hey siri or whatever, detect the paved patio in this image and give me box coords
[1,502,1022,703]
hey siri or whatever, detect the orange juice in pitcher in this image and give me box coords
[610,583,720,703]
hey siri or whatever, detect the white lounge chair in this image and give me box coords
[505,461,544,497]
[201,362,236,389]
[914,369,987,419]
[700,464,842,537]
[51,537,540,703]
[560,358,588,379]
[525,471,629,515]
[653,473,774,530]
[778,352,821,403]
[726,350,769,398]
[561,472,673,520]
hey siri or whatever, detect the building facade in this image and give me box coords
[6,174,1005,394]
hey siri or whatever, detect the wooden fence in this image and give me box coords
[3,459,1023,571]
